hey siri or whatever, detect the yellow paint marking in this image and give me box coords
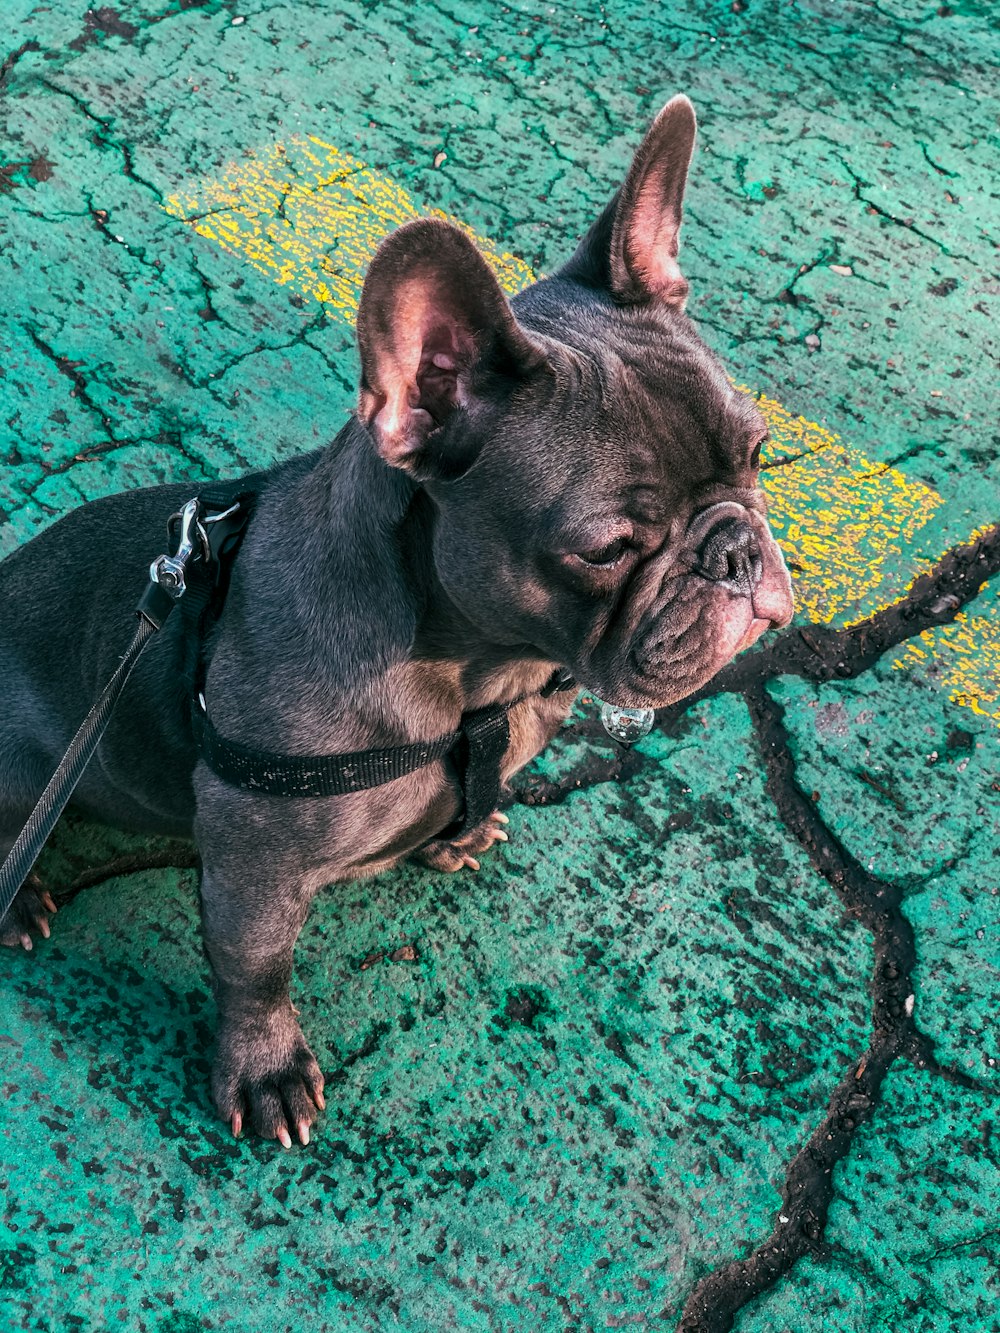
[164,137,996,725]
[760,446,943,626]
[893,579,1000,726]
[165,136,533,313]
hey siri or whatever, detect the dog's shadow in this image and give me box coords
[15,809,536,1135]
[7,721,613,1130]
[8,816,215,1128]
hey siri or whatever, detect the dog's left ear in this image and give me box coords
[560,95,697,309]
[357,218,545,477]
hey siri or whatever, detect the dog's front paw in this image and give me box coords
[416,811,510,873]
[0,874,58,951]
[212,1010,325,1147]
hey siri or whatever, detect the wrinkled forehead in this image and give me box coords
[498,315,766,504]
[623,306,763,425]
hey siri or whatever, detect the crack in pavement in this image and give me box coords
[11,326,218,499]
[0,40,40,91]
[510,522,1000,1329]
[24,323,123,446]
[36,77,166,204]
[674,1037,894,1332]
[84,191,167,276]
[673,682,985,1333]
[836,154,968,263]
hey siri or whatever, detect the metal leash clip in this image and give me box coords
[150,497,202,600]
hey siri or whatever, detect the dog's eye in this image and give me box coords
[578,537,629,567]
[749,436,767,469]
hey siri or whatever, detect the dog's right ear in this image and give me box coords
[357,219,545,477]
[558,95,697,309]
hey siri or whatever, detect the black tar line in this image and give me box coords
[51,844,200,908]
[31,522,1000,1330]
[672,682,986,1333]
[665,525,1000,1332]
[517,522,999,1329]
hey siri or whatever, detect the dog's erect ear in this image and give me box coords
[560,95,697,309]
[357,219,545,475]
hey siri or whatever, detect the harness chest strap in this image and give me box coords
[193,671,576,834]
[186,490,577,835]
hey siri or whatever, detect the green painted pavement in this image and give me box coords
[774,655,1000,1089]
[1,0,998,1329]
[4,698,870,1329]
[733,1066,1000,1333]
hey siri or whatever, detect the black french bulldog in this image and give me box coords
[0,97,792,1145]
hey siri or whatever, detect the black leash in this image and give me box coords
[1,487,576,924]
[0,617,159,920]
[0,493,251,922]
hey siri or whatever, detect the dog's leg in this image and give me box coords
[0,870,58,950]
[199,863,326,1146]
[415,811,510,873]
[0,817,59,950]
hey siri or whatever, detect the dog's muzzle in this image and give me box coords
[685,501,792,629]
[687,502,764,598]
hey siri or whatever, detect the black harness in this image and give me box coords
[173,488,575,836]
[0,484,574,919]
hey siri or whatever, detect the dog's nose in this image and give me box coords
[693,514,763,595]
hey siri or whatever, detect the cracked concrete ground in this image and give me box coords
[1,1,998,1330]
